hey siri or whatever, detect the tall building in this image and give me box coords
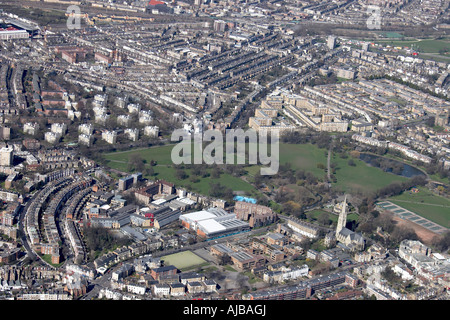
[125,128,139,141]
[144,125,159,137]
[78,123,94,135]
[335,196,365,251]
[362,42,370,52]
[24,122,39,136]
[78,134,93,147]
[0,126,10,140]
[101,130,117,144]
[336,195,348,235]
[327,36,336,50]
[51,123,68,136]
[213,20,227,33]
[0,146,13,166]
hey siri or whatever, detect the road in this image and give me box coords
[78,226,271,299]
[17,203,38,261]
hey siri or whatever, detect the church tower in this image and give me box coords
[336,195,348,236]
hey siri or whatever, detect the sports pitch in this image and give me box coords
[161,251,208,270]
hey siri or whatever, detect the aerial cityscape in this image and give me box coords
[0,0,448,306]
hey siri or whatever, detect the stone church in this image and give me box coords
[335,195,365,251]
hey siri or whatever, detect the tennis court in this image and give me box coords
[376,201,448,235]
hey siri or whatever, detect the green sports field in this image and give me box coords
[388,187,450,228]
[370,38,450,62]
[161,251,208,271]
[378,39,448,51]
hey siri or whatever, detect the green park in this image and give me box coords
[102,142,413,198]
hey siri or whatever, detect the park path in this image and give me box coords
[327,148,331,182]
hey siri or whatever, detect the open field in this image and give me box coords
[104,145,174,165]
[103,144,257,195]
[160,251,208,271]
[368,38,450,62]
[0,3,69,27]
[372,38,450,53]
[103,142,416,197]
[388,187,450,228]
[330,153,409,195]
[279,144,409,194]
[279,143,328,178]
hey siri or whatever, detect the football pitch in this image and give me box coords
[161,251,208,271]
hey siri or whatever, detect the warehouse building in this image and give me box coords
[179,207,249,239]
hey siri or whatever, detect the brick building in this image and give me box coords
[134,180,175,205]
[234,201,277,227]
[150,265,178,280]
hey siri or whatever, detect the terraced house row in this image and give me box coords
[25,177,73,246]
[25,174,93,265]
[243,271,359,300]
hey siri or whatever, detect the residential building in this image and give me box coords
[23,122,39,136]
[102,130,117,144]
[234,201,277,227]
[0,146,13,166]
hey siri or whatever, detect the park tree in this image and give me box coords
[211,166,221,179]
[431,231,450,253]
[389,226,418,246]
[128,154,145,172]
[349,150,360,158]
[175,169,188,180]
[317,212,331,227]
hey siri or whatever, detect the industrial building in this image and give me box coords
[179,207,249,239]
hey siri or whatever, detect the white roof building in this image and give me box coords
[180,207,249,238]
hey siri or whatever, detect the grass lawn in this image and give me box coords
[388,186,450,227]
[224,265,238,272]
[331,153,408,195]
[103,144,257,196]
[161,251,208,271]
[1,4,69,27]
[373,39,450,53]
[103,142,415,197]
[104,144,175,165]
[381,32,404,39]
[365,37,450,62]
[279,143,328,178]
[279,144,409,194]
[40,254,64,268]
[418,53,450,63]
[243,271,260,284]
